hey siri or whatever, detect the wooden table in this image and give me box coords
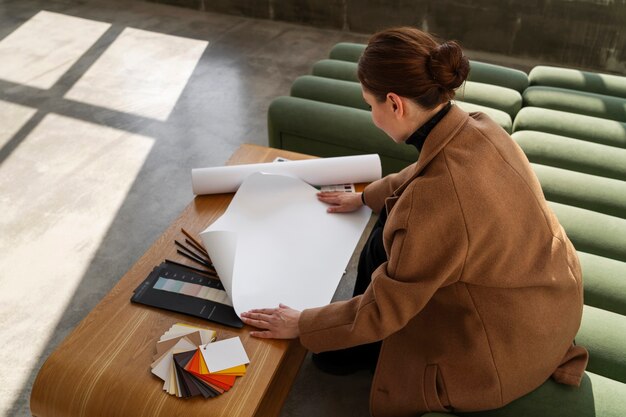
[31,144,349,417]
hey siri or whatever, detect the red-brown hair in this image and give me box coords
[358,27,470,109]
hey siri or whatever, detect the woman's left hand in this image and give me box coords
[240,304,301,339]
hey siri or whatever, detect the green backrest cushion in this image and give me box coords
[268,96,416,176]
[529,66,626,99]
[312,60,522,117]
[291,75,367,110]
[454,102,512,133]
[467,61,529,93]
[512,131,626,181]
[312,59,358,82]
[523,86,626,123]
[328,43,529,93]
[329,42,364,62]
[457,81,522,117]
[548,202,626,263]
[290,75,513,132]
[513,107,626,148]
[531,163,626,219]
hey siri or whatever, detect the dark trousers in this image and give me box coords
[314,213,387,371]
[353,212,388,297]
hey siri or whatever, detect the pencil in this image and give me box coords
[181,228,209,257]
[174,240,211,263]
[185,238,209,260]
[176,249,213,269]
[174,242,217,274]
[165,259,220,280]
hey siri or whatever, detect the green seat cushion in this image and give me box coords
[548,202,626,263]
[513,107,626,148]
[329,42,365,62]
[579,251,626,316]
[467,61,529,93]
[458,81,522,117]
[458,371,626,417]
[529,66,626,99]
[513,131,626,181]
[577,305,626,384]
[531,163,626,219]
[267,96,416,176]
[455,101,512,133]
[312,59,358,82]
[523,86,626,123]
[290,75,367,110]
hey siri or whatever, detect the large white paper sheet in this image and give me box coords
[200,172,372,316]
[192,154,381,195]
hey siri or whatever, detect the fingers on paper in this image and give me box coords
[317,194,341,204]
[240,316,269,329]
[240,310,276,328]
[249,330,275,338]
[327,205,352,213]
[317,191,342,197]
[242,312,273,322]
[243,308,277,315]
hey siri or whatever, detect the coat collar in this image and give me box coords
[386,105,469,209]
[413,104,468,175]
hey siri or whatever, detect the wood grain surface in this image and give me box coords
[30,144,366,417]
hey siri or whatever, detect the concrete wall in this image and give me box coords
[147,0,626,74]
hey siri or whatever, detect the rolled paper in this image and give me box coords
[191,154,382,195]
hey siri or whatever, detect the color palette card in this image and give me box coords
[131,262,243,328]
[151,324,248,398]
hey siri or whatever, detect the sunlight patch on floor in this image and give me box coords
[0,114,154,410]
[0,100,37,148]
[65,27,208,120]
[0,11,110,89]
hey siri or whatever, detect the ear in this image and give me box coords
[386,92,404,119]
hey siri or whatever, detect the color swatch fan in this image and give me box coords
[150,323,250,398]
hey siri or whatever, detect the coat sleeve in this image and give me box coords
[299,174,469,352]
[362,162,417,213]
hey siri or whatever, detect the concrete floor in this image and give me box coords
[0,0,372,416]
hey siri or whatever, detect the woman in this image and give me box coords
[241,27,588,416]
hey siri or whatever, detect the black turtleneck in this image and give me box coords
[364,101,452,228]
[405,101,452,153]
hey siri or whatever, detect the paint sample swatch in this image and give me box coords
[151,323,248,398]
[154,276,232,306]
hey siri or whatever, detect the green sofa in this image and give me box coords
[268,42,626,416]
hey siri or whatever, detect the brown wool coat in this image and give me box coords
[298,105,589,416]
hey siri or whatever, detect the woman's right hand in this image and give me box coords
[317,192,364,213]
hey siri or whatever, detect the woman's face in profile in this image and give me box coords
[362,88,400,142]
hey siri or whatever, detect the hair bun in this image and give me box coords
[428,41,470,90]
